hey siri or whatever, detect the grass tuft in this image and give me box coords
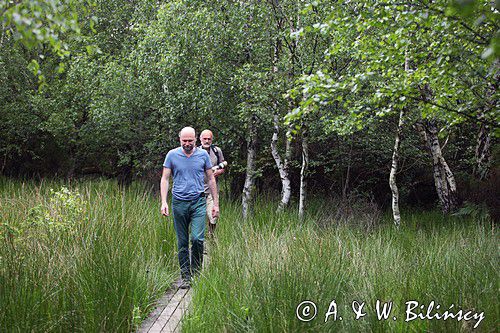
[184,199,499,332]
[0,177,177,332]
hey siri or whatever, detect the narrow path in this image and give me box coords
[137,279,192,333]
[137,251,210,333]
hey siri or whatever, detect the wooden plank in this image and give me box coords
[138,252,210,333]
[161,290,192,333]
[147,287,189,333]
[137,283,180,333]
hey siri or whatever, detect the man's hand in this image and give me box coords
[161,202,169,216]
[212,204,220,218]
[160,167,171,217]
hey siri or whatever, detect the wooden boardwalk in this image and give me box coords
[137,279,192,333]
[137,251,210,333]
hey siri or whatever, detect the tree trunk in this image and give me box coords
[389,109,405,227]
[388,51,411,226]
[474,123,492,180]
[1,153,7,175]
[473,80,497,180]
[271,114,292,211]
[268,28,292,211]
[0,21,5,49]
[342,139,353,200]
[416,120,458,213]
[242,115,258,219]
[298,124,309,220]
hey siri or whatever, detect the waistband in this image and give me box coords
[173,192,205,202]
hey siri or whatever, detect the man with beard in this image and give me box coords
[160,127,219,288]
[199,129,226,237]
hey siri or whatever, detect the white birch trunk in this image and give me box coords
[416,121,458,213]
[242,115,258,219]
[388,52,410,226]
[271,114,292,211]
[299,125,308,219]
[269,30,292,211]
[389,109,405,227]
[0,22,5,50]
[241,3,255,219]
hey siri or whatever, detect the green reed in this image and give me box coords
[0,177,177,332]
[183,198,498,332]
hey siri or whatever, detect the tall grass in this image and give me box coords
[0,178,178,332]
[183,198,499,332]
[1,179,498,332]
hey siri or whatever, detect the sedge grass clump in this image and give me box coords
[183,200,498,332]
[0,177,178,332]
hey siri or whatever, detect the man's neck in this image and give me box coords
[202,145,210,151]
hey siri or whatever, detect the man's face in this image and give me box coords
[180,132,196,153]
[200,133,213,149]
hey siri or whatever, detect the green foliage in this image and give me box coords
[289,0,499,135]
[27,186,85,233]
[2,0,88,54]
[132,305,143,331]
[183,199,498,332]
[233,64,275,126]
[1,0,99,86]
[452,201,491,223]
[1,0,497,210]
[0,178,177,332]
[448,0,500,59]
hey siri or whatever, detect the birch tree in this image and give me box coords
[268,2,292,211]
[415,120,458,213]
[289,0,498,221]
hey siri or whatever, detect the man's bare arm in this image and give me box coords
[160,167,171,216]
[206,168,219,218]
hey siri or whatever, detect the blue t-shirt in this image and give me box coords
[163,147,212,201]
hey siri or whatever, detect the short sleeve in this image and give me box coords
[163,151,173,169]
[204,151,212,170]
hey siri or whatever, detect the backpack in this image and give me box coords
[199,144,221,165]
[211,145,221,165]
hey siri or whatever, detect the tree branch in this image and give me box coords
[406,95,499,128]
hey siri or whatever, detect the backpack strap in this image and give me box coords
[211,145,220,165]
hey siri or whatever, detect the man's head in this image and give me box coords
[200,129,213,149]
[179,127,196,153]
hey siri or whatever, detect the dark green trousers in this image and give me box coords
[172,195,206,279]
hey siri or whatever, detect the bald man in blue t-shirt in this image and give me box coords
[160,127,219,288]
